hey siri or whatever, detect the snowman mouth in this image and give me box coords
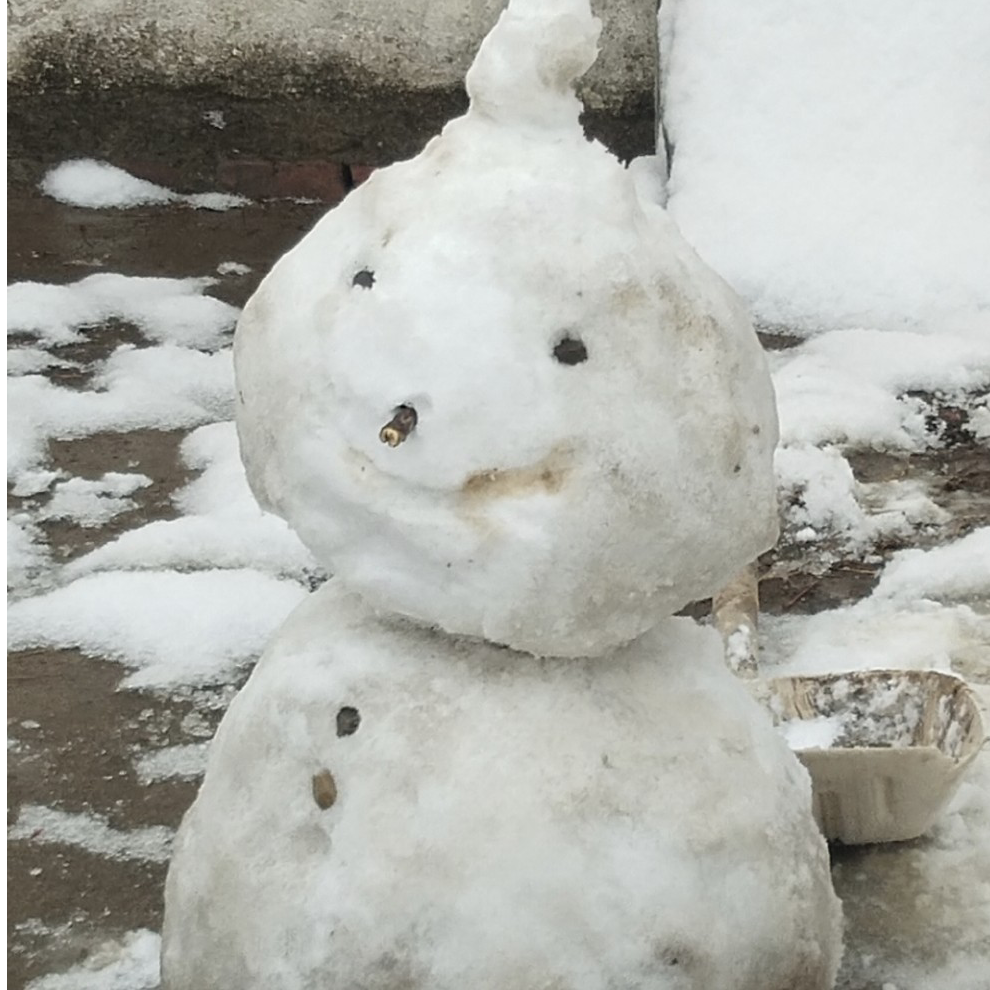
[460,445,573,500]
[379,404,418,447]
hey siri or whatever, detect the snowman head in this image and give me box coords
[234,0,779,657]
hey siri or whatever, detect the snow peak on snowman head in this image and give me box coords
[233,0,780,657]
[464,0,599,133]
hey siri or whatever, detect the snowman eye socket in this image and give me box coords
[336,706,361,737]
[553,335,588,365]
[352,269,375,289]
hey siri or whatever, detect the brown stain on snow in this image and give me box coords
[460,447,573,502]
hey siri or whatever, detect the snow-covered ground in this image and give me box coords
[7,0,990,983]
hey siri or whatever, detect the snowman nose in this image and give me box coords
[379,405,418,447]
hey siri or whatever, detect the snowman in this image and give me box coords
[162,1,842,987]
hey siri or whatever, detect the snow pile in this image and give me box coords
[764,597,986,682]
[7,274,238,348]
[234,0,780,657]
[6,569,308,688]
[8,805,173,863]
[41,159,248,212]
[25,929,160,990]
[660,0,990,333]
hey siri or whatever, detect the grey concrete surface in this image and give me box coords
[7,0,658,170]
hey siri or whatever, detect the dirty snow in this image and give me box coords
[25,929,160,990]
[41,159,248,212]
[8,805,173,863]
[775,672,935,751]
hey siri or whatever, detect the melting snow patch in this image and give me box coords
[759,529,990,684]
[25,929,160,990]
[767,326,990,551]
[135,743,210,784]
[65,422,317,580]
[7,515,52,596]
[7,347,84,377]
[7,273,238,349]
[774,444,949,554]
[9,805,173,863]
[35,473,152,528]
[217,260,251,276]
[41,159,248,212]
[771,328,990,450]
[7,345,234,479]
[6,568,309,688]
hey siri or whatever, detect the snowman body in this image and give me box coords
[162,1,841,986]
[163,583,840,990]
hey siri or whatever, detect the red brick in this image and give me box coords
[349,164,378,186]
[217,160,348,203]
[118,159,188,191]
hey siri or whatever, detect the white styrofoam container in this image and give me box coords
[768,669,986,845]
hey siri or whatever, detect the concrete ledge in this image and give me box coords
[8,0,657,180]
